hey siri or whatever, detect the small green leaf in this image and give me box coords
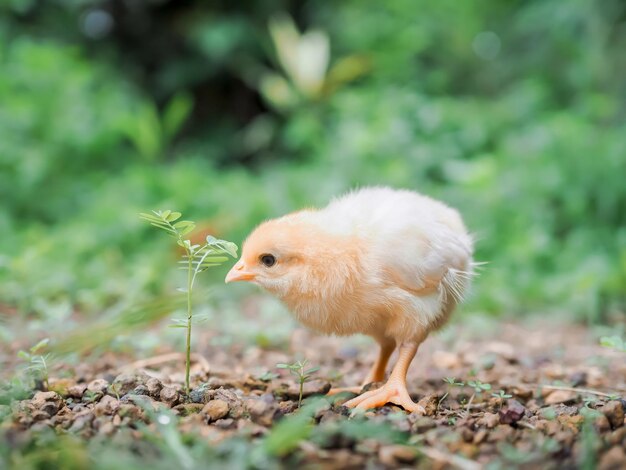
[30,338,50,354]
[166,212,182,222]
[17,351,30,360]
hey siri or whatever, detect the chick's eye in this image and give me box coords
[260,254,276,267]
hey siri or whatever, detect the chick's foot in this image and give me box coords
[343,380,425,413]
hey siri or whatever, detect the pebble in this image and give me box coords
[594,414,612,433]
[110,373,141,396]
[69,411,95,432]
[203,399,229,422]
[173,403,204,416]
[133,385,150,396]
[499,399,526,425]
[412,416,436,433]
[67,384,88,399]
[87,379,109,394]
[545,390,577,405]
[378,445,417,466]
[31,391,62,417]
[478,412,500,429]
[146,378,163,398]
[601,401,624,429]
[159,387,180,407]
[95,395,120,416]
[598,445,626,470]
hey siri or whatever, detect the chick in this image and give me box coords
[226,187,474,412]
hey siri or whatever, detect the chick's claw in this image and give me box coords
[343,381,426,414]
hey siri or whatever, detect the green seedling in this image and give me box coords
[140,210,238,394]
[600,335,626,352]
[276,360,320,408]
[464,380,492,415]
[438,377,465,410]
[17,338,51,390]
[257,371,280,382]
[491,390,513,400]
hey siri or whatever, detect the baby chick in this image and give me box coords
[226,187,474,412]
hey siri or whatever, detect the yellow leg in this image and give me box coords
[343,341,425,413]
[327,338,396,395]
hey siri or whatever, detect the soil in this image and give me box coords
[1,320,625,469]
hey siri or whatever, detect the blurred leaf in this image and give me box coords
[163,92,193,140]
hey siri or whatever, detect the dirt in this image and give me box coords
[1,320,625,469]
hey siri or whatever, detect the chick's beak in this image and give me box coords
[225,260,256,283]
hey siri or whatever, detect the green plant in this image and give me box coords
[257,371,280,382]
[276,360,320,408]
[17,338,51,390]
[600,336,626,352]
[464,380,492,415]
[438,377,465,410]
[140,210,238,394]
[491,390,513,400]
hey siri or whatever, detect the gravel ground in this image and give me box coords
[1,319,625,469]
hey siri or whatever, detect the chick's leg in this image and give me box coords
[343,341,425,413]
[327,338,396,395]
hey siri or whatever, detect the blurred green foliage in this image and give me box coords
[0,0,625,324]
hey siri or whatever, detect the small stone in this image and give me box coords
[159,387,180,407]
[545,390,577,405]
[146,378,163,398]
[98,422,116,436]
[189,387,206,404]
[412,416,436,433]
[598,446,626,470]
[499,399,526,425]
[47,379,74,397]
[87,379,109,394]
[601,401,624,429]
[214,418,235,429]
[569,371,587,387]
[378,445,417,466]
[69,411,95,432]
[478,412,500,429]
[95,395,119,416]
[559,414,584,433]
[109,373,140,396]
[118,404,143,421]
[473,429,489,444]
[133,385,150,396]
[607,427,626,446]
[246,399,272,426]
[203,399,229,422]
[31,391,62,417]
[31,410,52,421]
[594,414,611,433]
[173,403,204,416]
[68,384,87,399]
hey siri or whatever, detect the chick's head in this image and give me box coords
[225,218,310,297]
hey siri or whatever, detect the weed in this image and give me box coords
[465,380,492,415]
[276,360,320,408]
[438,377,465,410]
[600,336,626,352]
[257,371,279,382]
[140,210,238,394]
[491,390,513,400]
[17,338,51,390]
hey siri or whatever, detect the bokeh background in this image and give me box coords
[1,0,625,346]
